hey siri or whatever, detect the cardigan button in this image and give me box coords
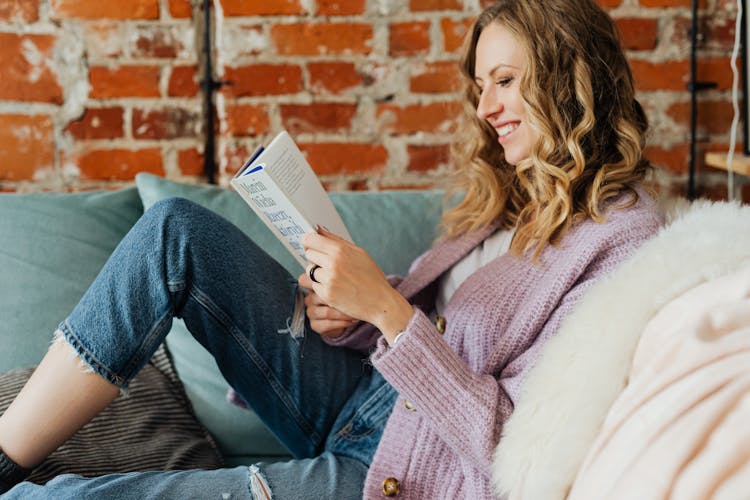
[403,399,416,412]
[435,315,446,334]
[382,477,400,497]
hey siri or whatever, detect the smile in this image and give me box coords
[496,122,519,138]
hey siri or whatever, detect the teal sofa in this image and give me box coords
[0,173,445,467]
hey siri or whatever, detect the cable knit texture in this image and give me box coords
[325,189,663,499]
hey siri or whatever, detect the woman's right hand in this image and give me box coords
[302,287,358,338]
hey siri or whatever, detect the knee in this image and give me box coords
[147,197,201,220]
[143,197,207,232]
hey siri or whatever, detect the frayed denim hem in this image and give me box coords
[276,286,306,340]
[52,323,129,395]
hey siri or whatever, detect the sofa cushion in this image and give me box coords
[134,173,445,463]
[0,188,144,373]
[0,346,224,483]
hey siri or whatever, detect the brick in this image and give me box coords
[347,179,370,191]
[377,182,435,190]
[317,0,365,15]
[672,17,726,52]
[410,0,462,11]
[177,147,204,176]
[83,22,125,58]
[220,0,304,16]
[50,0,158,19]
[168,65,199,97]
[132,107,201,140]
[225,104,270,137]
[698,58,734,91]
[407,144,451,172]
[666,100,736,136]
[73,148,164,180]
[280,103,357,134]
[308,62,363,94]
[169,0,192,18]
[644,143,689,174]
[222,64,303,97]
[0,33,63,104]
[629,59,689,91]
[0,114,54,181]
[390,21,431,57]
[410,61,462,93]
[132,25,187,59]
[64,107,124,140]
[90,65,161,98]
[377,101,463,134]
[615,18,658,51]
[271,23,373,56]
[300,143,387,175]
[441,18,473,53]
[0,0,39,23]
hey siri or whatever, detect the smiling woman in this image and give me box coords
[445,0,652,260]
[0,1,663,499]
[473,22,532,166]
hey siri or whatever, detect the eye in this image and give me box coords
[496,77,513,87]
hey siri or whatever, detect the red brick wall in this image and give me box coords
[0,0,741,198]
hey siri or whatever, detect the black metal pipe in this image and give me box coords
[687,0,718,199]
[202,0,217,184]
[687,0,699,199]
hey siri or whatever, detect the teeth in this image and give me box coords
[496,123,518,137]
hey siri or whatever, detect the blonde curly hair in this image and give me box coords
[441,0,651,257]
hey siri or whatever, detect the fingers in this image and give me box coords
[314,224,349,243]
[308,321,348,338]
[301,230,353,258]
[306,300,355,322]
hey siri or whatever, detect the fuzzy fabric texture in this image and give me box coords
[493,200,750,499]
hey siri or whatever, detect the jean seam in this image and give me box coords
[332,382,395,444]
[187,283,322,448]
[119,306,174,381]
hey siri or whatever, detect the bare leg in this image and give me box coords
[0,341,118,468]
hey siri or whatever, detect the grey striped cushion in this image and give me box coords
[0,345,224,484]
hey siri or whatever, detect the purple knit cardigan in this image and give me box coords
[323,190,663,498]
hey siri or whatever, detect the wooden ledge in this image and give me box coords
[705,152,750,176]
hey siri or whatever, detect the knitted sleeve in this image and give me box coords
[369,206,662,476]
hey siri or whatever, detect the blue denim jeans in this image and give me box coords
[3,198,397,499]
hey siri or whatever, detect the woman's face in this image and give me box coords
[474,22,534,166]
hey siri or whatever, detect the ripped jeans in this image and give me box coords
[3,198,396,500]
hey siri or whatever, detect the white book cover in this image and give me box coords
[230,130,352,269]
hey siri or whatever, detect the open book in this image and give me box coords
[231,130,353,269]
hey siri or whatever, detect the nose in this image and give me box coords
[476,86,501,121]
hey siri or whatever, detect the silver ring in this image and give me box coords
[309,264,322,284]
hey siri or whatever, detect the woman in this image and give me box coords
[0,0,662,497]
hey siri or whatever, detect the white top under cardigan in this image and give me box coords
[435,228,515,314]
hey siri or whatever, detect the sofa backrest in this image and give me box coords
[0,173,444,372]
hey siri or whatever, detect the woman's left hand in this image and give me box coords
[298,227,413,342]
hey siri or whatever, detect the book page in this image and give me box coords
[232,167,312,268]
[230,130,353,268]
[253,132,352,242]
